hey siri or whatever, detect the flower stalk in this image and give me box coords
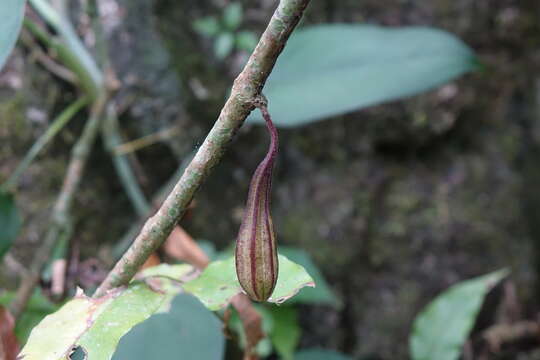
[235,97,279,302]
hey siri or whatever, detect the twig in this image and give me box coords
[113,126,181,156]
[1,96,88,191]
[94,0,312,297]
[483,321,540,352]
[10,95,107,319]
[102,103,150,216]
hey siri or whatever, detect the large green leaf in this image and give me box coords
[247,24,477,127]
[0,0,25,70]
[19,284,166,360]
[19,255,312,358]
[0,192,21,259]
[112,294,224,360]
[410,269,509,360]
[183,254,315,310]
[19,265,194,359]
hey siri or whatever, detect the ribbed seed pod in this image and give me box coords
[235,102,279,302]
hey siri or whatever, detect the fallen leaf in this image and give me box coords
[163,226,209,269]
[0,306,19,360]
[139,252,161,271]
[231,294,264,359]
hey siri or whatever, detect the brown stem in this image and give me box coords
[94,0,312,297]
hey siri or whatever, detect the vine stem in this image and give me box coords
[102,104,150,217]
[93,0,312,297]
[1,96,88,191]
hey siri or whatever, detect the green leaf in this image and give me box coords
[19,279,183,359]
[235,31,258,52]
[18,265,197,358]
[214,32,235,59]
[0,191,21,260]
[183,254,315,310]
[193,16,220,37]
[269,306,300,360]
[0,0,25,70]
[295,348,353,360]
[222,2,242,31]
[17,257,311,358]
[112,294,224,360]
[0,289,58,344]
[410,269,509,360]
[279,247,340,307]
[247,24,477,127]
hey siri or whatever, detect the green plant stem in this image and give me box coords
[94,0,311,298]
[10,95,107,319]
[102,104,150,216]
[1,96,88,192]
[27,0,103,99]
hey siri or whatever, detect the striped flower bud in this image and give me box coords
[235,99,279,302]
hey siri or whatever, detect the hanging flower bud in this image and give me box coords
[235,97,279,302]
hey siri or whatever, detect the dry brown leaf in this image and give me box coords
[139,252,161,271]
[163,226,209,269]
[231,294,264,360]
[0,306,19,360]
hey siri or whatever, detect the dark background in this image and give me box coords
[2,0,540,359]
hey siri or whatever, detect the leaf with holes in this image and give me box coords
[19,265,194,360]
[183,254,315,310]
[247,24,477,127]
[18,255,312,358]
[410,269,509,360]
[0,0,25,70]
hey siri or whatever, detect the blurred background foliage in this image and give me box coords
[2,0,540,359]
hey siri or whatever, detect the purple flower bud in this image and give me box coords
[235,100,279,302]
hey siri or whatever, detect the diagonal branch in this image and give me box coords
[93,0,312,297]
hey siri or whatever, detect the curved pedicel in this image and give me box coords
[235,98,279,302]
